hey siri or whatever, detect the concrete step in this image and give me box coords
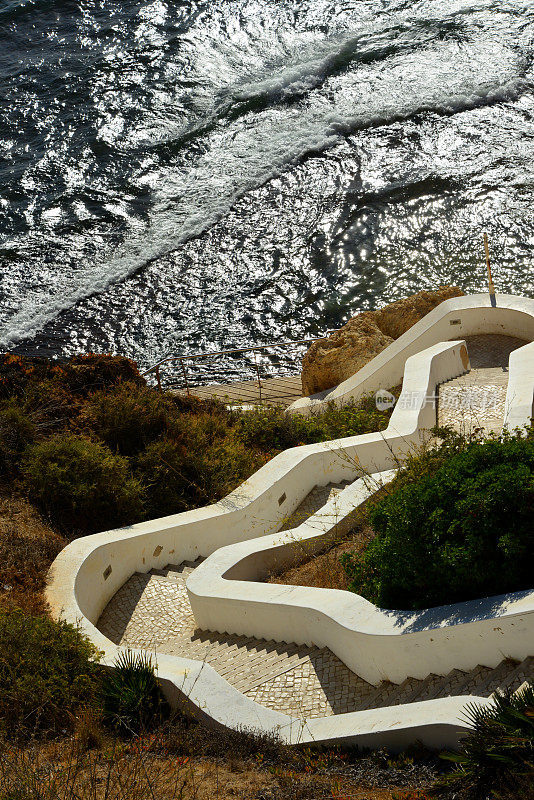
[491,656,534,695]
[468,659,518,697]
[148,568,176,578]
[355,677,413,711]
[148,559,204,582]
[148,568,187,583]
[396,673,443,704]
[434,666,488,698]
[375,677,423,707]
[441,367,510,388]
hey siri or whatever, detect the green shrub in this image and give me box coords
[0,402,36,477]
[101,650,167,734]
[341,435,534,609]
[201,436,265,499]
[21,375,84,429]
[441,685,534,799]
[22,434,144,533]
[136,438,194,516]
[133,397,390,517]
[317,397,392,438]
[80,382,173,456]
[136,430,264,516]
[237,405,320,450]
[0,609,100,740]
[237,400,390,451]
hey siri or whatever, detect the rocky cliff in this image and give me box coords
[301,286,464,396]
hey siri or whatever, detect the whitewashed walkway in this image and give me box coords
[438,335,527,435]
[97,333,534,720]
[98,555,533,719]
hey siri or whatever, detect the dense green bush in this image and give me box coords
[136,438,196,516]
[0,609,100,739]
[0,352,393,534]
[101,650,167,734]
[80,381,173,456]
[441,685,534,799]
[0,402,36,476]
[136,431,264,517]
[237,399,390,451]
[135,398,390,517]
[22,434,144,533]
[342,434,534,609]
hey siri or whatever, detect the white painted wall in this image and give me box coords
[289,293,534,415]
[188,341,534,684]
[504,341,534,432]
[45,294,534,749]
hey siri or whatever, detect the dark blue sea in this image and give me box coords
[1,0,533,382]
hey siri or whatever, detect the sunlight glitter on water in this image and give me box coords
[0,0,533,381]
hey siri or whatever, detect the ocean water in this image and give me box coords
[1,0,533,383]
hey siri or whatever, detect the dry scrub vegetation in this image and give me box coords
[0,351,390,615]
[267,514,376,592]
[0,722,442,800]
[0,492,66,615]
[266,480,392,591]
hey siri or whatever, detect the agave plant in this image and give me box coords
[440,684,534,799]
[101,650,167,734]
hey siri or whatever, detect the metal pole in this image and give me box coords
[254,351,262,404]
[180,359,191,396]
[483,232,496,307]
[155,365,162,392]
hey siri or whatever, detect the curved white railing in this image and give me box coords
[289,293,534,414]
[504,341,534,432]
[46,293,534,750]
[187,341,534,684]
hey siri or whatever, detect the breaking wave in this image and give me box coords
[0,0,533,349]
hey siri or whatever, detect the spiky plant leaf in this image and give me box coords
[439,686,534,798]
[101,650,167,734]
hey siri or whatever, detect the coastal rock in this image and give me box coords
[301,286,465,395]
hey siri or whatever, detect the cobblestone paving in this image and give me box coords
[97,560,533,720]
[438,335,528,435]
[97,333,534,718]
[279,482,351,531]
[97,564,371,710]
[97,564,199,649]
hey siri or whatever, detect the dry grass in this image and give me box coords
[267,522,375,591]
[0,488,66,614]
[0,727,435,800]
[266,485,390,591]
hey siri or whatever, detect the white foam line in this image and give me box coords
[0,41,529,347]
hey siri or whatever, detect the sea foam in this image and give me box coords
[0,30,531,347]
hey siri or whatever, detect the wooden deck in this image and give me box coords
[174,374,303,407]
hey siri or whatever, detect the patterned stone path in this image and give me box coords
[438,335,528,435]
[98,560,534,719]
[97,562,369,711]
